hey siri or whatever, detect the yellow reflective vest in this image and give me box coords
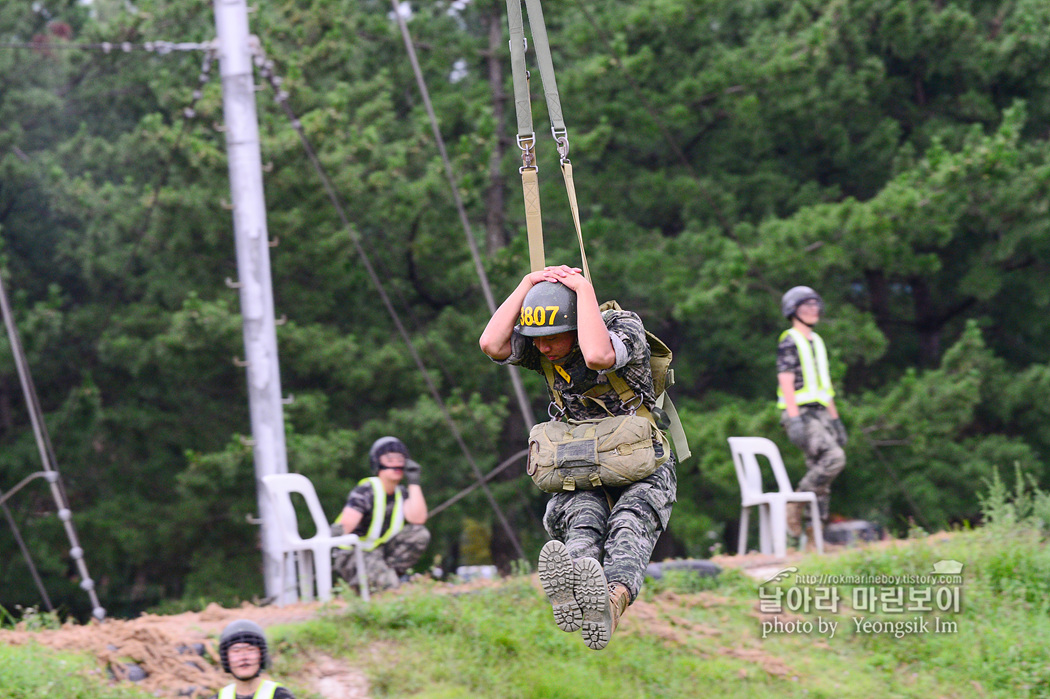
[218,680,281,699]
[776,328,835,409]
[358,477,405,551]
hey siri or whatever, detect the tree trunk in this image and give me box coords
[911,277,941,366]
[484,5,509,254]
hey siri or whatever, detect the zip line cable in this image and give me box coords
[0,38,215,618]
[390,0,538,432]
[429,448,528,518]
[255,54,527,562]
[0,39,213,53]
[4,29,531,564]
[0,265,105,621]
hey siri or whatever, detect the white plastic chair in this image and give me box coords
[262,473,369,604]
[727,437,823,557]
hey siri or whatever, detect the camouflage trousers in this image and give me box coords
[333,524,430,594]
[542,456,677,603]
[783,407,845,520]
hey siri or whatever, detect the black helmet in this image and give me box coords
[218,619,269,675]
[369,436,409,475]
[515,281,577,337]
[781,286,824,318]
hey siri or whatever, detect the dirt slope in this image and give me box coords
[0,542,882,698]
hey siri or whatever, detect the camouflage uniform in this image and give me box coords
[500,309,676,601]
[332,482,430,593]
[777,335,845,520]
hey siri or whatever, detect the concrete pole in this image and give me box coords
[213,0,290,603]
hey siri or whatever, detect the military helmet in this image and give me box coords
[218,619,269,674]
[781,286,824,318]
[515,281,577,337]
[369,436,409,475]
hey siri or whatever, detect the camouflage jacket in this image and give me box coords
[776,333,807,393]
[498,309,656,421]
[344,482,408,538]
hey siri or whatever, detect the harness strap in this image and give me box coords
[560,160,591,282]
[505,0,591,280]
[522,0,565,132]
[540,358,566,413]
[505,0,533,138]
[522,167,545,272]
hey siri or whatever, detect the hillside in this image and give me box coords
[3,530,1012,699]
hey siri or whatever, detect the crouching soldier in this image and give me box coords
[333,437,430,593]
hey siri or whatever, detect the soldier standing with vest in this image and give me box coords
[211,620,294,699]
[777,286,847,538]
[480,265,676,651]
[333,437,430,593]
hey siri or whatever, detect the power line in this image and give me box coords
[0,39,212,53]
[0,499,53,612]
[0,264,105,621]
[390,0,538,433]
[255,52,527,562]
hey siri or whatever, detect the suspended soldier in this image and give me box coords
[480,265,677,650]
[333,437,430,593]
[777,286,847,538]
[212,619,294,699]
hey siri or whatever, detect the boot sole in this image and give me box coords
[574,557,612,650]
[537,540,582,632]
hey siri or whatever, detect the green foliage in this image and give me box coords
[3,0,1050,616]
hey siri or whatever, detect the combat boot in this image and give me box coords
[785,502,803,538]
[608,582,631,633]
[537,540,582,632]
[574,557,623,650]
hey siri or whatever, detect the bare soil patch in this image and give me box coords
[0,536,934,696]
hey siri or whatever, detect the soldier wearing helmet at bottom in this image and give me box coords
[479,265,676,651]
[211,619,294,699]
[776,286,847,538]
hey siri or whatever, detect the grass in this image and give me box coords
[0,644,150,698]
[268,564,964,699]
[7,468,1050,698]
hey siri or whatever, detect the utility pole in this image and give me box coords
[213,0,289,603]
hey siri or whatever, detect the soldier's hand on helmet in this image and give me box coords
[831,418,848,447]
[525,269,552,286]
[544,265,587,290]
[403,459,422,486]
[785,416,806,448]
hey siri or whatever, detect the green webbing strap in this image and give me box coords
[656,391,692,461]
[523,168,545,272]
[540,358,690,460]
[560,160,591,282]
[540,358,566,412]
[506,0,593,279]
[522,0,565,132]
[505,0,533,138]
[506,0,544,271]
